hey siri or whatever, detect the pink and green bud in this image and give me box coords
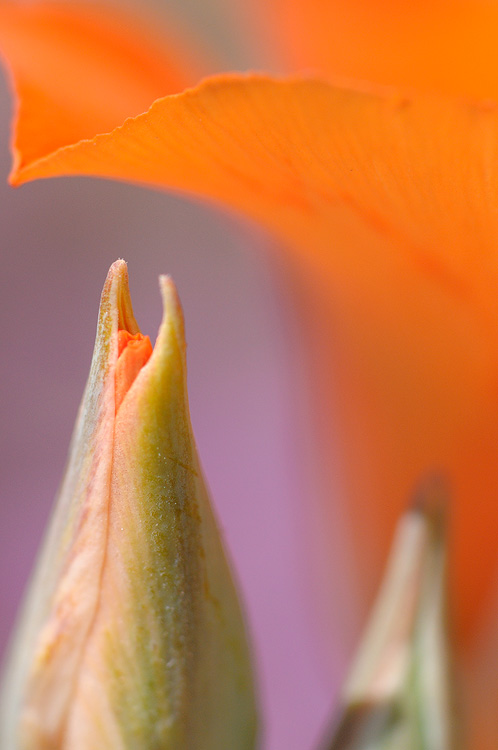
[324,479,458,750]
[0,260,257,749]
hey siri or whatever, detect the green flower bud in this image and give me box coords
[323,478,459,750]
[0,260,258,750]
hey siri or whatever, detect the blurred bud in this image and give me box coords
[322,477,459,750]
[0,260,257,749]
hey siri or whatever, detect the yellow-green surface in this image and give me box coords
[0,261,257,749]
[324,481,458,750]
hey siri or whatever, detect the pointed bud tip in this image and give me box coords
[410,472,449,535]
[159,274,181,312]
[109,257,128,272]
[159,274,186,346]
[105,258,129,289]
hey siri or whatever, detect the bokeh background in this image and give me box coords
[0,1,361,748]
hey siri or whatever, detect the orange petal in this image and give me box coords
[263,0,498,99]
[115,331,153,413]
[0,1,206,173]
[7,72,498,640]
[2,69,498,741]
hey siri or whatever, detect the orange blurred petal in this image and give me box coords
[1,58,497,739]
[7,74,498,641]
[0,1,206,173]
[264,0,498,99]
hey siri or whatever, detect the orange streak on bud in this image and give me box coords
[115,330,153,412]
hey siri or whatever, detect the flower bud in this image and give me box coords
[0,260,257,749]
[323,478,459,750]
